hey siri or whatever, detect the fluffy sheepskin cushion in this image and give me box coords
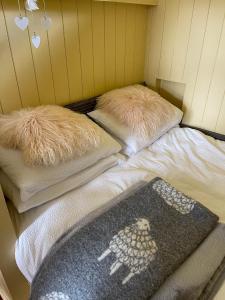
[97,84,178,140]
[0,105,100,167]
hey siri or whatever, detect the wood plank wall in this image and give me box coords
[0,0,148,113]
[145,0,225,135]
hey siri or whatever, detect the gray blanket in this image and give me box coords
[30,178,218,300]
[152,223,225,300]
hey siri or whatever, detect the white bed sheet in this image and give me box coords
[14,127,225,282]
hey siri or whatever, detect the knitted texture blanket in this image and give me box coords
[30,178,218,300]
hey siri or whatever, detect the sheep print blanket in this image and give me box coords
[30,178,218,300]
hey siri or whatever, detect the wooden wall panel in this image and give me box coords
[92,1,106,95]
[77,0,95,99]
[0,2,22,112]
[145,0,165,87]
[0,101,3,113]
[124,4,137,85]
[158,0,180,79]
[46,0,70,105]
[61,0,83,101]
[115,3,126,87]
[26,1,55,105]
[133,5,148,82]
[0,0,147,113]
[2,0,39,108]
[182,0,211,121]
[145,0,225,134]
[189,0,225,127]
[104,2,116,90]
[202,20,225,130]
[216,94,225,134]
[170,0,195,81]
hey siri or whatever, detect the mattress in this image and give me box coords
[14,127,225,282]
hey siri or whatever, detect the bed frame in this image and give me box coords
[1,94,225,300]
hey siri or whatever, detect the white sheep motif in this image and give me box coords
[98,218,158,285]
[153,180,196,215]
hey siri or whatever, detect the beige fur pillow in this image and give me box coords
[97,85,177,140]
[0,105,100,167]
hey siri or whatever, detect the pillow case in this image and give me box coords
[0,154,125,213]
[91,85,183,156]
[0,105,100,167]
[0,124,121,208]
[97,84,181,139]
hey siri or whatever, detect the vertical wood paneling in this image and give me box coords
[216,93,225,134]
[0,0,147,113]
[158,0,180,79]
[46,0,70,105]
[170,0,194,81]
[182,0,211,121]
[145,0,225,134]
[189,0,225,127]
[61,0,83,101]
[0,2,22,113]
[26,3,55,105]
[77,0,95,98]
[2,0,39,108]
[202,19,225,130]
[133,5,148,82]
[92,1,106,95]
[145,0,166,87]
[124,4,137,85]
[0,101,3,113]
[115,3,126,87]
[104,2,116,91]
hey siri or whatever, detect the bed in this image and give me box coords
[11,125,225,280]
[1,91,225,299]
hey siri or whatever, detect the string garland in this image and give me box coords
[14,0,52,49]
[14,0,29,31]
[17,0,22,16]
[41,0,52,31]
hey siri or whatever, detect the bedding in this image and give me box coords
[92,85,183,156]
[0,106,100,167]
[1,154,125,213]
[30,178,218,300]
[0,125,121,212]
[29,225,225,300]
[152,223,225,300]
[14,127,225,283]
[89,110,182,157]
[97,85,182,139]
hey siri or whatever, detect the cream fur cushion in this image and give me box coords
[0,105,100,167]
[97,84,179,140]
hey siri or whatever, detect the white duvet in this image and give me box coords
[15,127,225,282]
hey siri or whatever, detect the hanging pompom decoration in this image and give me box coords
[14,0,29,31]
[32,33,41,48]
[25,0,39,12]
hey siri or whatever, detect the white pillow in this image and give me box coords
[0,154,124,213]
[0,125,121,205]
[88,108,183,156]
